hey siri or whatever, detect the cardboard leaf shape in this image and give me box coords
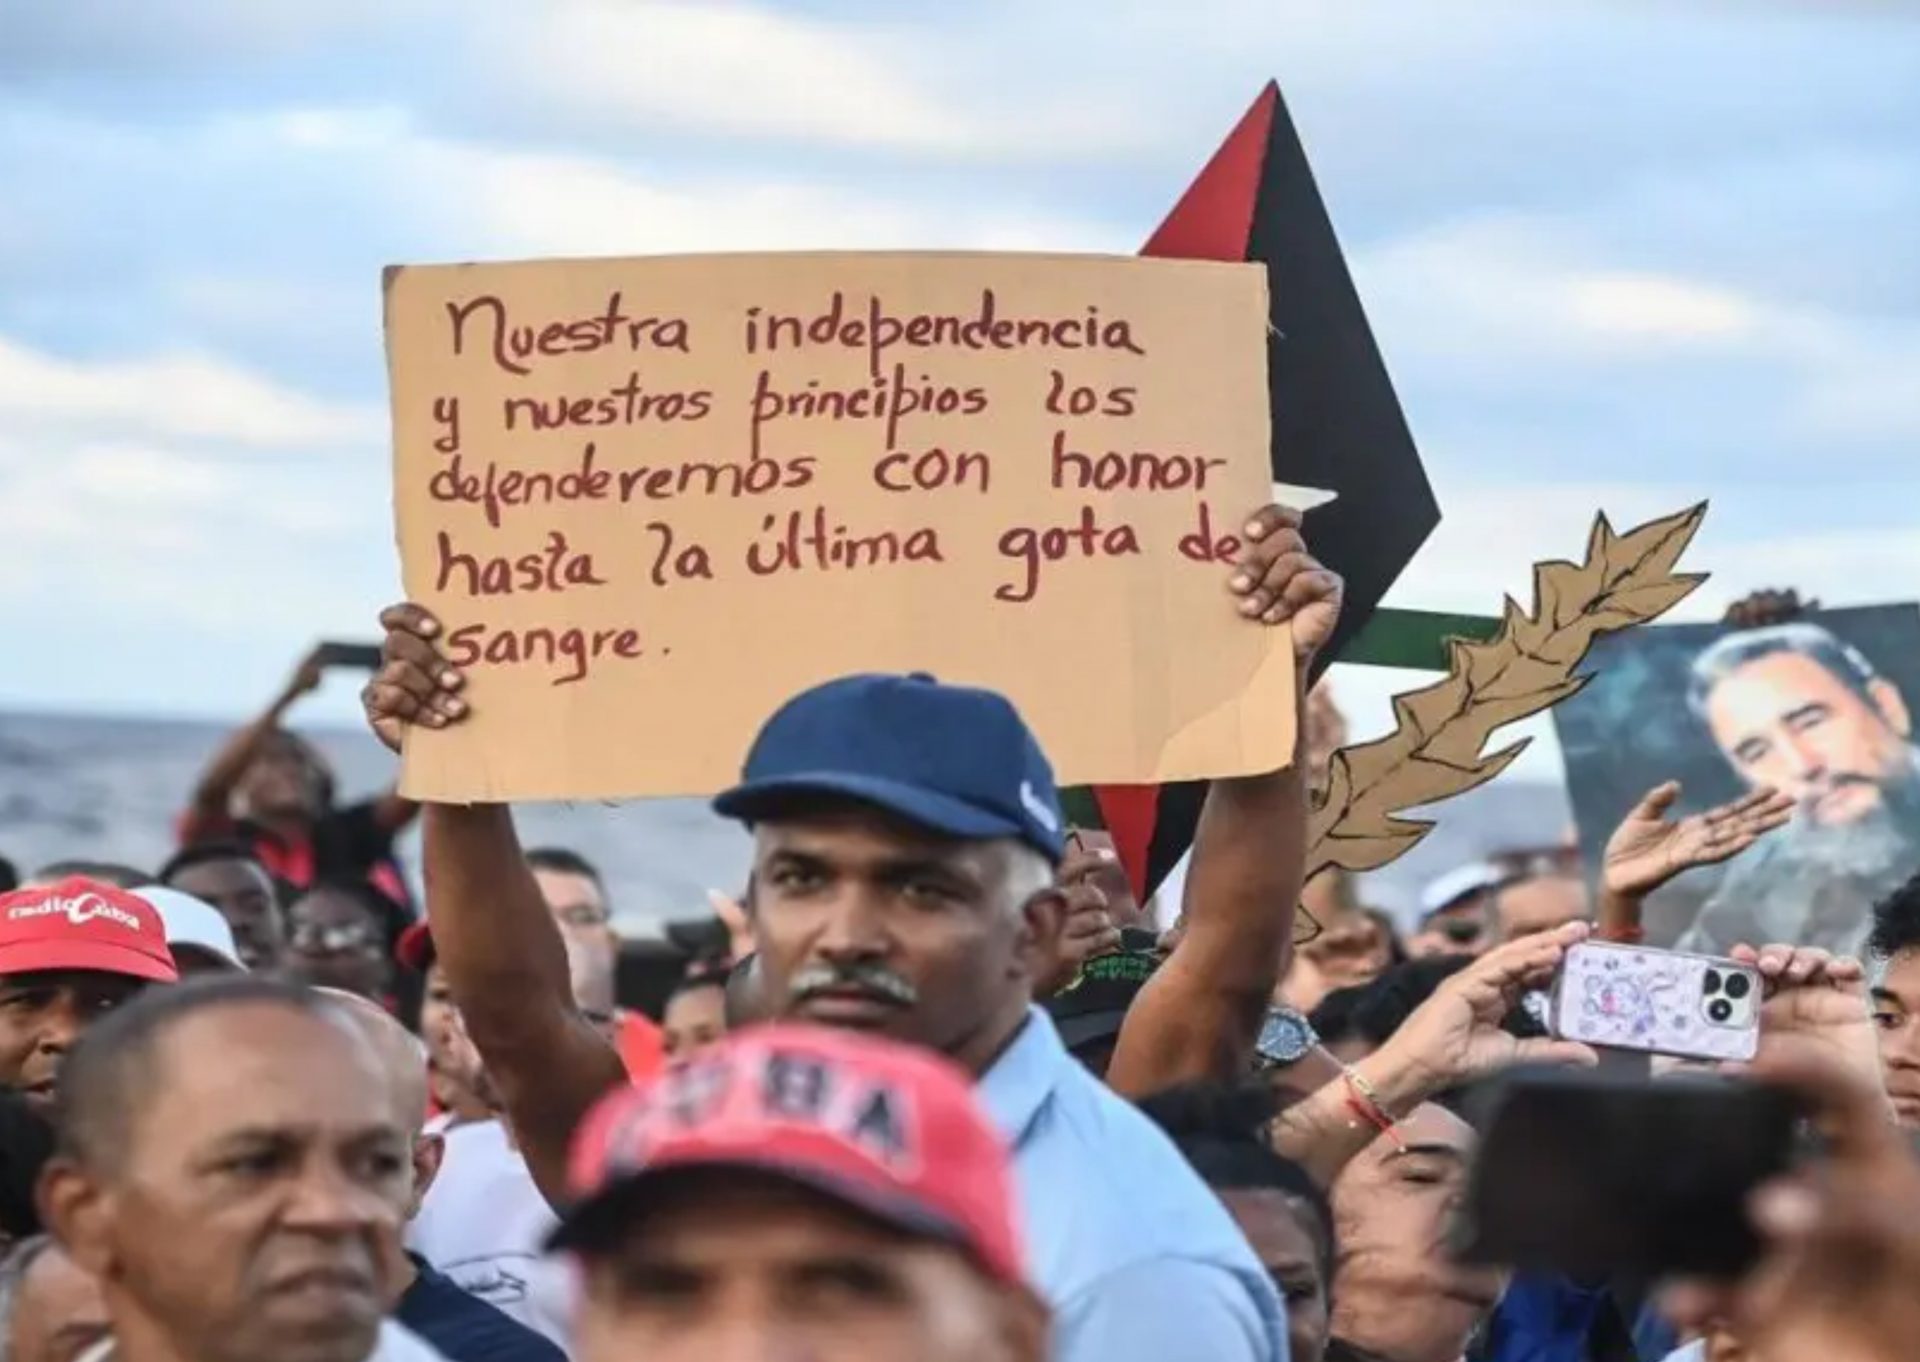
[1303,503,1709,896]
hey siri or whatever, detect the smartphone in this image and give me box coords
[1457,1068,1801,1280]
[314,641,385,672]
[1549,940,1762,1063]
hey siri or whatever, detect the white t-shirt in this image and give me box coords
[408,1117,576,1352]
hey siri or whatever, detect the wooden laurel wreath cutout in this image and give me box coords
[1295,502,1710,944]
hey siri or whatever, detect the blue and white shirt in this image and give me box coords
[978,1008,1290,1361]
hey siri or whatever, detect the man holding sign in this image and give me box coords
[362,497,1335,1362]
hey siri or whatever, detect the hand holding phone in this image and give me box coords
[1549,940,1762,1063]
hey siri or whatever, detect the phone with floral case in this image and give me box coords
[1549,940,1761,1063]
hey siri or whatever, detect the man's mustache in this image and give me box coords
[1798,771,1881,808]
[788,962,919,1008]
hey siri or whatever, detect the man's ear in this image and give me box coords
[408,1133,445,1220]
[1015,886,1068,983]
[37,1158,114,1279]
[1869,678,1912,739]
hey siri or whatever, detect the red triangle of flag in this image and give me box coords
[1091,84,1277,908]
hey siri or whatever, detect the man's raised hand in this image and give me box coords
[362,604,467,754]
[1603,781,1795,899]
[1385,921,1599,1093]
[1229,504,1344,664]
[1730,942,1882,1094]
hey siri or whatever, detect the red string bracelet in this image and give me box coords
[1341,1066,1406,1152]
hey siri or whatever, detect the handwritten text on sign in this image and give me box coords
[386,252,1292,802]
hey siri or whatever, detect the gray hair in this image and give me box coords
[1687,622,1882,720]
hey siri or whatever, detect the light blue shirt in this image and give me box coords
[978,1008,1290,1362]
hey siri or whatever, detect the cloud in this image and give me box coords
[476,2,977,154]
[0,1,398,74]
[0,335,384,448]
[395,135,1125,259]
[1566,274,1762,341]
[0,0,1911,736]
[1348,209,1920,488]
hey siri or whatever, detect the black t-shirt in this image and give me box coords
[395,1255,566,1362]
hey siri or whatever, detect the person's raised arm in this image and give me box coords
[363,604,627,1208]
[181,646,326,837]
[1596,780,1793,941]
[1106,505,1342,1098]
[368,789,421,837]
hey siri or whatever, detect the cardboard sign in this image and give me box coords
[385,251,1290,802]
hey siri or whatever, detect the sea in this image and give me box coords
[0,708,1572,935]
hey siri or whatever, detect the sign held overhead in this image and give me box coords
[385,251,1293,802]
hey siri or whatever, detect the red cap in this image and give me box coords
[549,1024,1024,1285]
[0,879,178,984]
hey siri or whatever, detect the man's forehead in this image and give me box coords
[1715,651,1853,714]
[1874,950,1920,1002]
[532,866,605,902]
[756,808,993,867]
[1363,1104,1474,1169]
[176,859,270,889]
[144,1005,384,1108]
[1500,875,1586,909]
[0,969,142,995]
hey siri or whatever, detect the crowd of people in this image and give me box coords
[0,509,1917,1362]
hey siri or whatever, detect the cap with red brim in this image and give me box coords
[547,1024,1025,1287]
[0,879,178,984]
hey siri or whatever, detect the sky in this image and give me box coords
[1,0,1916,782]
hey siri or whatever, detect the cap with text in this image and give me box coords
[714,672,1065,864]
[549,1023,1024,1285]
[0,878,179,983]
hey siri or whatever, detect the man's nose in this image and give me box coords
[812,887,892,963]
[283,1161,396,1237]
[1781,729,1828,779]
[702,1310,817,1362]
[32,994,87,1054]
[1890,1023,1920,1068]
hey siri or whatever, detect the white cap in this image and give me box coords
[138,887,246,972]
[1417,861,1509,920]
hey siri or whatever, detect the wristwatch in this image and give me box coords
[1253,1005,1318,1070]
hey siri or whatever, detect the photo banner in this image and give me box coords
[385,251,1291,802]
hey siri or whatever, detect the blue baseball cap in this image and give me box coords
[713,674,1066,864]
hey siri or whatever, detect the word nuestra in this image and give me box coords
[446,292,690,377]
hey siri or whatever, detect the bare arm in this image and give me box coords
[182,649,323,831]
[369,790,421,837]
[1268,1043,1433,1186]
[1271,923,1597,1185]
[422,803,628,1206]
[364,605,626,1209]
[1106,686,1309,1097]
[1106,506,1340,1098]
